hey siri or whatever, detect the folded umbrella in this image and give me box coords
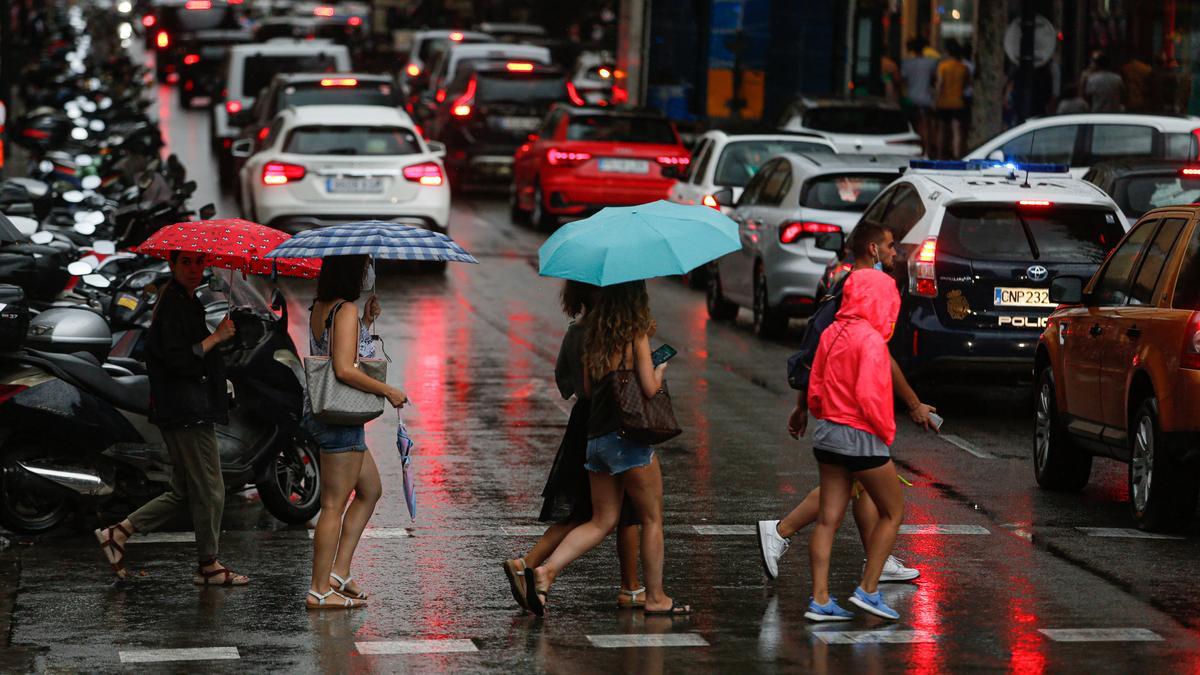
[538,200,740,287]
[263,221,478,263]
[134,218,322,278]
[396,418,417,521]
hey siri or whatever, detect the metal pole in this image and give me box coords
[1017,0,1036,122]
[0,0,11,178]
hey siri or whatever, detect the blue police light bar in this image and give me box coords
[907,159,1069,173]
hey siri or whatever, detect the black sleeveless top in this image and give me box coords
[587,371,622,439]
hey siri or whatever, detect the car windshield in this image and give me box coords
[939,205,1124,263]
[712,140,834,187]
[279,82,394,108]
[242,54,341,97]
[1115,173,1200,218]
[566,115,677,144]
[284,126,420,155]
[476,72,565,104]
[802,107,909,135]
[801,173,897,211]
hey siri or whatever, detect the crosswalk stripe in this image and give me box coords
[1077,527,1183,540]
[306,528,412,539]
[118,647,240,663]
[691,524,755,535]
[356,639,478,654]
[812,629,936,645]
[1038,628,1162,642]
[940,433,996,458]
[124,532,195,544]
[586,634,709,648]
[898,524,990,535]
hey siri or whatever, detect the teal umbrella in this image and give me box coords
[538,200,740,287]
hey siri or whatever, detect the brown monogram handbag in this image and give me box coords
[606,345,682,445]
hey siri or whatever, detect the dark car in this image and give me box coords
[176,29,253,108]
[427,60,567,185]
[1084,159,1200,222]
[151,0,241,84]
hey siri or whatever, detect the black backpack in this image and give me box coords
[786,279,845,392]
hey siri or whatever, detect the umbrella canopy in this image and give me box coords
[264,221,478,263]
[134,218,322,278]
[538,200,740,287]
[0,213,26,243]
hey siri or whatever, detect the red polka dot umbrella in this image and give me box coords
[133,218,321,278]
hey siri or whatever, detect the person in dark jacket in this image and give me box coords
[94,251,247,585]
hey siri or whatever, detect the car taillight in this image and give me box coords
[156,30,169,48]
[0,384,27,406]
[1018,199,1053,207]
[1181,167,1200,177]
[348,16,362,26]
[449,31,464,41]
[656,155,689,167]
[225,99,243,114]
[780,221,840,244]
[262,162,305,185]
[451,78,476,118]
[414,124,424,138]
[142,14,156,27]
[1191,129,1200,160]
[183,53,200,65]
[506,62,534,72]
[22,128,50,140]
[406,63,420,77]
[185,0,212,9]
[566,81,585,106]
[320,78,358,87]
[701,194,718,209]
[910,236,938,297]
[257,126,269,141]
[403,161,443,186]
[1183,311,1200,370]
[313,5,335,16]
[547,149,591,166]
[435,89,446,103]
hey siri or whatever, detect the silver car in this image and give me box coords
[706,153,908,338]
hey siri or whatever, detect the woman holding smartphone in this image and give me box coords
[523,280,690,617]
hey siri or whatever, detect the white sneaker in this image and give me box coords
[757,520,789,579]
[868,555,920,583]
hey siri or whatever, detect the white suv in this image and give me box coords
[233,105,450,234]
[779,99,922,155]
[964,113,1200,177]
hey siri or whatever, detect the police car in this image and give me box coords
[865,159,1128,379]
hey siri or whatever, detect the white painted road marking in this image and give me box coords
[1038,628,1163,642]
[812,629,936,645]
[899,524,990,535]
[1077,527,1184,540]
[587,634,710,648]
[307,527,411,539]
[939,433,996,458]
[356,639,478,655]
[692,524,755,535]
[118,647,240,663]
[124,532,195,544]
[501,525,549,536]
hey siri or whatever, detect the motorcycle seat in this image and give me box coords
[29,349,150,415]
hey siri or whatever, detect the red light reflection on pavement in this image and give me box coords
[904,500,944,675]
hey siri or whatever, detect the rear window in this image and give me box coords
[801,174,897,211]
[1174,223,1200,309]
[802,107,909,135]
[241,54,341,97]
[1115,173,1200,218]
[566,115,677,144]
[160,6,238,33]
[278,82,394,108]
[284,126,420,156]
[939,205,1124,263]
[476,72,565,105]
[713,140,834,187]
[418,36,489,63]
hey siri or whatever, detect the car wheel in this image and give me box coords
[1129,398,1198,531]
[752,266,788,339]
[532,182,556,230]
[509,183,529,224]
[705,265,738,321]
[1032,368,1092,491]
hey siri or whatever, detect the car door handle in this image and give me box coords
[1089,323,1103,337]
[1125,325,1142,339]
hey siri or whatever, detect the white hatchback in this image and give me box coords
[234,105,451,233]
[779,99,923,155]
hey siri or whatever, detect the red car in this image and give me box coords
[511,105,690,228]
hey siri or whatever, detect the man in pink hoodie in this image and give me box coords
[804,268,905,622]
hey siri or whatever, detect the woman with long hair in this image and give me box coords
[304,255,408,610]
[502,281,644,612]
[523,281,690,617]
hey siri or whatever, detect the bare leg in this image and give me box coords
[522,521,578,569]
[853,461,905,594]
[309,451,364,599]
[776,487,820,538]
[851,489,881,550]
[809,463,853,605]
[330,451,382,592]
[535,471,622,586]
[622,456,676,611]
[616,523,641,591]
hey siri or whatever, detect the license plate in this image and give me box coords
[598,158,649,174]
[994,287,1055,308]
[494,116,540,131]
[326,177,384,194]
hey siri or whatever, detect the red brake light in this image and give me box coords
[701,194,718,209]
[257,126,269,141]
[1191,129,1200,160]
[450,78,476,118]
[656,155,690,166]
[780,221,840,244]
[547,149,592,166]
[403,161,444,186]
[141,14,156,27]
[348,16,362,26]
[566,81,585,106]
[435,89,446,103]
[0,384,28,406]
[313,5,335,16]
[506,62,535,72]
[414,124,424,138]
[156,30,169,48]
[225,100,243,114]
[1018,200,1053,207]
[262,162,305,186]
[449,31,464,41]
[183,53,200,65]
[184,0,211,9]
[911,237,938,297]
[22,128,50,140]
[1181,168,1200,177]
[406,64,420,77]
[1183,311,1200,370]
[320,78,358,87]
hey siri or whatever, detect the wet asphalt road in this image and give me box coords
[2,77,1200,674]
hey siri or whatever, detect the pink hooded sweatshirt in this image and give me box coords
[807,269,901,446]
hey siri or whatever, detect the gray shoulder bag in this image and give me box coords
[305,301,386,425]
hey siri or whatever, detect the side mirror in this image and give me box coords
[68,260,94,276]
[815,231,845,253]
[199,204,217,219]
[230,138,255,158]
[82,273,111,289]
[426,140,447,158]
[182,180,197,196]
[987,149,1005,161]
[1049,276,1085,305]
[712,187,734,207]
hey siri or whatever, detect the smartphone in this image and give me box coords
[928,412,944,432]
[651,344,678,366]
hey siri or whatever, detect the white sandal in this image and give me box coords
[306,589,361,610]
[617,586,646,608]
[330,572,367,600]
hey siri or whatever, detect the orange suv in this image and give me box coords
[1035,204,1200,531]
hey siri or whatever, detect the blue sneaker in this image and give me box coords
[804,597,854,622]
[849,586,900,620]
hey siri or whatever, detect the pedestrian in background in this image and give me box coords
[901,37,937,154]
[523,281,690,617]
[933,40,970,159]
[803,268,906,622]
[1056,82,1089,114]
[304,255,408,610]
[1120,50,1153,113]
[95,252,246,586]
[1082,53,1124,113]
[503,280,644,613]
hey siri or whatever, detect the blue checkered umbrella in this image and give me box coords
[263,221,478,263]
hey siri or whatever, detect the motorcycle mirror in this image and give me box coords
[100,97,112,110]
[89,119,105,132]
[93,240,116,255]
[82,273,111,289]
[73,222,97,236]
[80,175,102,190]
[81,100,97,113]
[75,210,105,226]
[68,260,94,275]
[38,160,54,173]
[30,231,55,245]
[199,204,217,219]
[75,154,94,167]
[70,127,88,141]
[63,190,85,203]
[73,117,88,128]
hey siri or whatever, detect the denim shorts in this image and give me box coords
[301,413,367,454]
[585,431,654,476]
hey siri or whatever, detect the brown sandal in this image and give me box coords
[94,523,131,579]
[194,558,249,586]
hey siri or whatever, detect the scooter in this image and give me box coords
[0,274,321,534]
